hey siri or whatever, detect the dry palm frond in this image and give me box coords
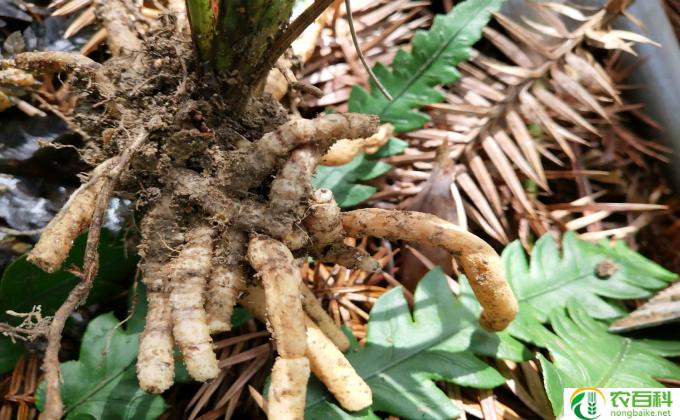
[0,353,39,420]
[415,4,666,244]
[306,1,669,247]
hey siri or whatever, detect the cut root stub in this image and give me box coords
[341,209,519,331]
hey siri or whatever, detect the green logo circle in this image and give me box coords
[570,390,602,420]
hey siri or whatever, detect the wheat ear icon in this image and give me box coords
[588,391,597,416]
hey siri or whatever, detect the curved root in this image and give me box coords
[341,209,518,331]
[303,188,379,272]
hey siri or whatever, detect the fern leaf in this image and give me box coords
[349,0,505,132]
[315,0,502,207]
[504,232,677,345]
[305,268,529,419]
[35,309,166,419]
[538,301,680,417]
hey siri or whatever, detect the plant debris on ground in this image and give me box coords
[0,1,679,419]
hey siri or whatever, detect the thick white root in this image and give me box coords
[137,268,175,394]
[304,317,372,411]
[206,230,247,334]
[259,113,380,156]
[136,196,178,393]
[239,285,372,413]
[268,357,310,420]
[248,236,309,419]
[170,225,219,381]
[269,147,316,215]
[206,264,246,334]
[247,236,307,359]
[27,161,111,272]
[341,209,519,331]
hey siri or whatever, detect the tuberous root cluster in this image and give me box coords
[18,50,518,420]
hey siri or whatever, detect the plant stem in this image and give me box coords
[212,0,295,112]
[185,0,216,63]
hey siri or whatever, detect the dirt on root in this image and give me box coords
[71,25,291,233]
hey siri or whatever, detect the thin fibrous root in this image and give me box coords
[206,230,247,334]
[303,188,380,272]
[239,285,371,412]
[268,357,310,420]
[170,224,219,381]
[247,236,306,359]
[341,209,519,331]
[40,130,148,420]
[27,159,113,273]
[299,283,350,352]
[320,123,393,166]
[136,196,181,394]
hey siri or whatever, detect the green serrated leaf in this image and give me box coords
[305,267,529,419]
[371,137,408,158]
[539,301,680,416]
[313,154,391,207]
[0,229,138,323]
[348,0,505,132]
[315,0,503,207]
[35,311,166,419]
[504,232,677,345]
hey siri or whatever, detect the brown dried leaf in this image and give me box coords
[519,89,576,160]
[482,135,535,216]
[551,67,610,119]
